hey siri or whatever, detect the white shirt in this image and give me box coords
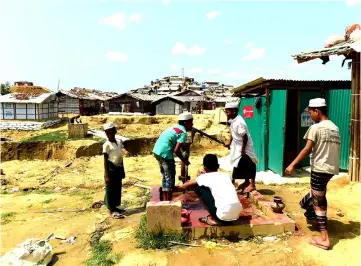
[102,139,124,166]
[229,115,258,168]
[196,172,243,221]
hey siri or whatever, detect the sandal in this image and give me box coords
[308,238,330,250]
[110,212,125,219]
[115,208,126,214]
[198,215,220,226]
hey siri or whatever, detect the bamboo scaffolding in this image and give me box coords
[349,52,360,182]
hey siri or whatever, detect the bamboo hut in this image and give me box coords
[293,39,360,182]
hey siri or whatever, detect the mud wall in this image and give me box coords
[1,133,228,162]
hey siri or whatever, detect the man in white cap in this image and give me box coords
[224,101,258,193]
[102,122,126,219]
[285,98,340,250]
[153,112,193,201]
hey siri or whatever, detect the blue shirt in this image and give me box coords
[153,125,188,160]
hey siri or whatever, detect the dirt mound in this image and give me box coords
[1,141,103,162]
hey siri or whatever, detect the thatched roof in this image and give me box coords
[10,85,52,100]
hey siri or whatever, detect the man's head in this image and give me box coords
[308,98,328,123]
[178,112,194,131]
[225,102,239,120]
[103,122,117,140]
[203,154,219,172]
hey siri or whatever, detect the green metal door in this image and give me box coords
[268,90,287,175]
[325,89,351,170]
[299,91,322,167]
[238,97,267,171]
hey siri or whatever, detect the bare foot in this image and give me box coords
[309,236,330,250]
[243,184,256,193]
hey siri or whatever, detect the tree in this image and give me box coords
[1,82,11,95]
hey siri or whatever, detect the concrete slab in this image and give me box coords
[148,186,295,239]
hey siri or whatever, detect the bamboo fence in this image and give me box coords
[349,52,360,182]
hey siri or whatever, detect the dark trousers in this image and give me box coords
[104,161,125,212]
[300,171,333,231]
[232,154,256,181]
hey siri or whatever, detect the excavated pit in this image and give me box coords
[1,134,227,162]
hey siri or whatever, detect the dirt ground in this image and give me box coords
[1,114,360,266]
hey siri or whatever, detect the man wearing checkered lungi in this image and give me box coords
[285,98,340,250]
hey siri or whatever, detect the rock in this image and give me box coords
[1,178,9,186]
[69,187,78,192]
[54,187,62,191]
[11,187,19,192]
[263,236,278,243]
[336,209,345,217]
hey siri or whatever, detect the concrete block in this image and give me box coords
[146,200,181,233]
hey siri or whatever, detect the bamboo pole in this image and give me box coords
[348,52,360,182]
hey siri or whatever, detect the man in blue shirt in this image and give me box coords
[153,112,193,201]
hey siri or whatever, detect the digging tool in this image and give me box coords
[191,127,226,146]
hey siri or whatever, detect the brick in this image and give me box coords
[146,200,182,233]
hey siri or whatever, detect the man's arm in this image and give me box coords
[224,135,233,148]
[285,140,313,175]
[179,179,197,190]
[103,153,110,184]
[174,142,190,166]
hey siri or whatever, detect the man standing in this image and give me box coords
[153,112,193,201]
[285,98,340,250]
[224,102,258,193]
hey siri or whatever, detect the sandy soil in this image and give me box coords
[1,113,360,266]
[1,156,360,266]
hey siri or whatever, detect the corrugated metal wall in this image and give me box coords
[325,89,351,170]
[268,90,287,175]
[238,97,267,171]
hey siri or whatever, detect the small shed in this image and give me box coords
[233,77,351,175]
[108,93,161,113]
[152,96,184,115]
[0,92,58,120]
[56,88,118,116]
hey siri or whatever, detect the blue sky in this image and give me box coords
[0,0,360,93]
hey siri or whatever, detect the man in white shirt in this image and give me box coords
[178,154,242,226]
[224,102,258,193]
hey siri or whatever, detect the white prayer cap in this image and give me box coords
[225,101,239,109]
[178,112,193,121]
[103,122,116,130]
[309,98,327,107]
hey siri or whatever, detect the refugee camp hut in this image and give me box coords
[152,96,185,115]
[293,38,360,182]
[56,88,118,116]
[0,84,58,120]
[232,77,351,175]
[108,93,160,113]
[171,90,205,113]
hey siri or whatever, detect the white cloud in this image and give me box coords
[224,40,232,44]
[172,42,207,56]
[245,42,254,48]
[242,48,265,61]
[188,68,203,75]
[346,0,361,5]
[105,51,128,62]
[206,11,223,19]
[99,12,141,30]
[170,63,178,70]
[129,13,141,21]
[208,69,221,75]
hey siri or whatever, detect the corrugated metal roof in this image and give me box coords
[292,39,358,64]
[57,88,119,101]
[233,77,351,94]
[0,93,54,103]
